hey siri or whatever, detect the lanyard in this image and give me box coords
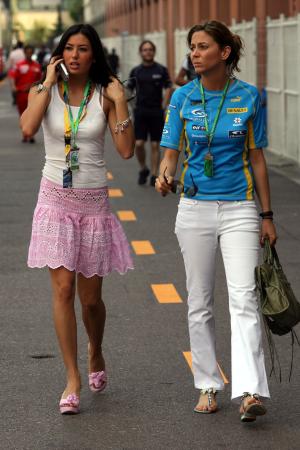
[63,79,91,147]
[199,79,230,152]
[62,80,92,187]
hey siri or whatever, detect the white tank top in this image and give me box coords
[42,84,108,188]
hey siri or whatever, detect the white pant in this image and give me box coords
[175,198,270,400]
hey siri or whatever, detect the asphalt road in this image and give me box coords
[0,79,300,450]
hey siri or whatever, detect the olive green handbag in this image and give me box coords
[255,239,300,335]
[255,239,300,380]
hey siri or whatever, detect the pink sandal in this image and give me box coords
[59,393,80,415]
[88,370,107,392]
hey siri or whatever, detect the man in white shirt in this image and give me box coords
[6,41,25,105]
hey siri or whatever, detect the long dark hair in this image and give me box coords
[52,24,114,87]
[187,21,244,75]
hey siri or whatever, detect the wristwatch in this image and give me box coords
[36,83,50,93]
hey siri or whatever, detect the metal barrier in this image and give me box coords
[266,14,300,163]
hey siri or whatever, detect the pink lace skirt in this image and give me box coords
[27,177,134,278]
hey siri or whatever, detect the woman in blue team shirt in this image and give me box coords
[156,21,277,423]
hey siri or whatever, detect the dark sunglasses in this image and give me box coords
[163,168,198,197]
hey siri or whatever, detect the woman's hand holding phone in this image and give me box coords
[44,56,65,87]
[57,62,69,81]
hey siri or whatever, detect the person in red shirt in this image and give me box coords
[14,45,42,142]
[6,41,25,105]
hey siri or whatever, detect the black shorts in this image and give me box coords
[133,109,165,142]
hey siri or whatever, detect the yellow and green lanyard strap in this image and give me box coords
[199,79,230,177]
[63,79,91,172]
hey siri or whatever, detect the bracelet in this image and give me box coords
[36,83,50,94]
[114,116,131,134]
[259,210,273,220]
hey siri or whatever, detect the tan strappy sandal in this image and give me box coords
[194,388,218,414]
[240,392,267,422]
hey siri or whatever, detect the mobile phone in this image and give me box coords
[57,62,69,81]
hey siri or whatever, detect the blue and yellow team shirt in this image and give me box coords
[160,78,267,201]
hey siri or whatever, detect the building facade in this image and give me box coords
[11,0,74,43]
[83,1,300,164]
[84,0,300,89]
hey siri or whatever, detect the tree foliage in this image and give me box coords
[27,21,50,46]
[68,0,83,23]
[53,4,64,37]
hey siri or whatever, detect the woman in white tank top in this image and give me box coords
[21,24,135,415]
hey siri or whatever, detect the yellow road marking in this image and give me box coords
[108,188,123,197]
[151,283,182,303]
[117,210,137,221]
[183,351,229,384]
[217,362,229,384]
[131,240,155,255]
[107,171,113,180]
[183,351,193,369]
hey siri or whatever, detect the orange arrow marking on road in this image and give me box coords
[108,188,123,197]
[151,283,182,303]
[117,210,137,221]
[183,351,229,384]
[131,240,155,255]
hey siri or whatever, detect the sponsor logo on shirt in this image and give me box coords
[152,74,162,79]
[192,124,206,131]
[227,107,248,114]
[191,109,206,118]
[230,96,242,102]
[233,117,242,126]
[190,100,203,105]
[162,126,171,139]
[192,134,206,139]
[20,65,29,74]
[228,130,247,138]
[169,104,177,109]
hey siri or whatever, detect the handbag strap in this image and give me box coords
[263,317,300,382]
[262,316,282,382]
[263,239,281,269]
